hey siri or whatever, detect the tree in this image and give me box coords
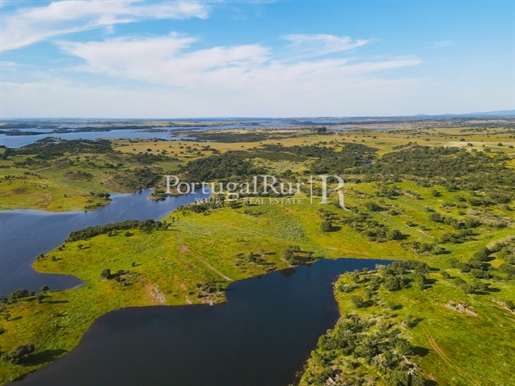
[41,285,49,294]
[431,189,442,197]
[411,374,426,386]
[428,212,443,223]
[320,220,333,232]
[351,295,365,308]
[282,248,294,261]
[1,343,35,364]
[403,314,414,328]
[395,338,413,356]
[8,288,29,302]
[100,269,112,280]
[384,275,402,291]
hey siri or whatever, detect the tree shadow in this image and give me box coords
[45,300,69,304]
[280,268,297,278]
[411,317,424,328]
[425,278,438,288]
[397,233,410,241]
[22,349,67,366]
[412,345,430,357]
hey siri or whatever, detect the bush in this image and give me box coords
[428,212,443,222]
[320,220,334,232]
[351,295,365,308]
[8,289,29,302]
[384,275,403,291]
[100,269,112,280]
[1,343,35,364]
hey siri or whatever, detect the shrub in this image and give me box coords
[320,220,334,232]
[351,295,365,308]
[1,343,35,364]
[100,269,112,280]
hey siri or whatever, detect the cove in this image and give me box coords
[10,258,387,386]
[0,189,209,295]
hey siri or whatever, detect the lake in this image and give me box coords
[0,189,209,295]
[9,258,385,386]
[0,130,194,148]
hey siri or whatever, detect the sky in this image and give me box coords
[0,0,514,118]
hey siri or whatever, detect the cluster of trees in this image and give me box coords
[16,139,113,159]
[192,132,274,143]
[261,143,378,174]
[359,146,497,179]
[181,151,266,181]
[2,286,48,304]
[352,146,515,199]
[62,171,93,181]
[186,199,225,214]
[304,313,425,385]
[371,261,430,292]
[448,239,515,284]
[66,219,168,242]
[302,261,434,385]
[410,242,447,255]
[100,269,136,285]
[244,148,306,163]
[106,167,162,192]
[340,212,404,242]
[281,245,315,265]
[195,281,222,295]
[451,277,490,294]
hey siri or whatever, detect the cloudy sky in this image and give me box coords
[1,0,513,118]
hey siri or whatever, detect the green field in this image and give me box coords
[0,125,514,384]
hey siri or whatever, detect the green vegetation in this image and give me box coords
[0,139,174,211]
[300,256,515,386]
[0,123,514,384]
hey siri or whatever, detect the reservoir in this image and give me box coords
[1,186,386,386]
[0,189,209,295]
[10,258,386,386]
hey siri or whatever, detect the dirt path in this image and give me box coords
[423,327,480,386]
[178,237,233,282]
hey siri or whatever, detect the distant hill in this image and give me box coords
[462,109,515,117]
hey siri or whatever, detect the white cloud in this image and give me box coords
[433,40,455,47]
[2,32,425,117]
[56,34,419,92]
[1,0,209,51]
[281,34,369,60]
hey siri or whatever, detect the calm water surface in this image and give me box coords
[11,258,385,386]
[0,189,209,295]
[0,130,193,148]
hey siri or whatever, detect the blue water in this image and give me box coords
[11,258,386,386]
[0,130,194,148]
[0,189,209,295]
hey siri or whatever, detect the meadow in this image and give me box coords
[0,124,514,384]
